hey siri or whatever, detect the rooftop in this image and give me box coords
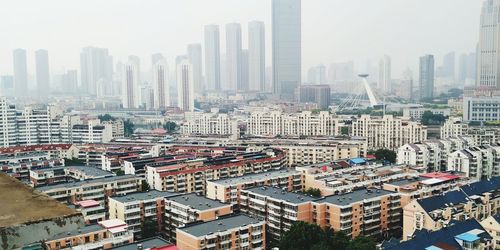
[110,190,179,203]
[178,214,263,237]
[47,224,103,241]
[0,173,79,228]
[417,190,468,213]
[243,186,318,204]
[322,188,395,206]
[167,193,230,210]
[66,166,115,178]
[460,176,500,196]
[386,177,422,187]
[211,169,300,186]
[110,237,176,250]
[36,175,139,191]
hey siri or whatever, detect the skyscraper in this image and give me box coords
[122,59,140,109]
[248,21,265,91]
[13,49,28,96]
[226,23,242,91]
[151,53,164,66]
[241,49,249,92]
[442,52,455,79]
[187,44,203,94]
[153,59,170,109]
[35,49,50,96]
[307,65,326,84]
[419,55,435,100]
[177,59,194,112]
[204,24,221,91]
[80,47,113,95]
[477,0,500,89]
[378,55,391,93]
[272,0,301,99]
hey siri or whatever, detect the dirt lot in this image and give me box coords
[0,173,78,228]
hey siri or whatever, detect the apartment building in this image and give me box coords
[247,110,340,137]
[240,186,318,242]
[1,156,64,181]
[108,190,178,233]
[73,199,107,225]
[29,166,67,186]
[164,193,233,240]
[64,165,115,180]
[146,149,287,194]
[440,117,468,139]
[402,177,500,240]
[351,115,427,150]
[463,96,500,121]
[102,119,125,138]
[313,188,402,239]
[0,143,78,159]
[402,107,451,120]
[384,219,494,250]
[36,175,142,204]
[447,144,500,180]
[397,137,475,172]
[181,111,239,138]
[176,214,266,250]
[206,169,303,203]
[44,219,133,250]
[480,214,500,249]
[466,126,500,145]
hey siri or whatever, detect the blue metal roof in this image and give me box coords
[417,190,468,213]
[349,158,366,164]
[424,246,443,250]
[382,219,491,250]
[460,176,500,196]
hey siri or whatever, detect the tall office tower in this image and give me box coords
[121,59,140,109]
[153,59,170,109]
[272,0,301,99]
[226,23,242,91]
[419,55,435,100]
[176,59,194,112]
[63,70,78,93]
[151,53,164,66]
[187,44,203,94]
[204,24,221,91]
[80,47,113,95]
[442,52,455,79]
[0,76,14,96]
[307,65,326,84]
[128,55,141,83]
[477,0,500,88]
[13,49,28,96]
[328,61,355,83]
[467,52,477,80]
[378,55,392,93]
[458,53,468,84]
[248,21,265,91]
[140,86,154,110]
[403,68,414,100]
[35,49,50,96]
[241,50,249,92]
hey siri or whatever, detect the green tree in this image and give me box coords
[374,149,397,164]
[340,127,349,135]
[98,114,116,122]
[115,170,125,176]
[347,236,376,250]
[163,121,178,133]
[123,119,135,137]
[141,180,150,192]
[421,111,446,125]
[304,188,322,197]
[279,221,326,250]
[64,158,85,165]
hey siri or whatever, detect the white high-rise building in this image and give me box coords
[35,49,50,96]
[272,0,301,100]
[248,21,265,91]
[241,50,249,92]
[378,55,391,93]
[477,0,500,89]
[13,49,28,96]
[121,60,140,109]
[188,44,203,94]
[226,23,243,91]
[80,47,113,95]
[177,59,194,112]
[204,25,221,91]
[0,97,17,147]
[153,59,170,109]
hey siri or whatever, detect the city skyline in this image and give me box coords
[0,0,481,80]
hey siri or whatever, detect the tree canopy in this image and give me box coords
[304,188,322,197]
[371,149,397,164]
[421,111,446,125]
[279,221,376,250]
[98,114,116,122]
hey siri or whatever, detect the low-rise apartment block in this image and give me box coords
[402,177,500,240]
[480,214,500,249]
[351,115,427,150]
[181,111,239,138]
[447,144,500,180]
[37,175,142,204]
[73,199,107,225]
[44,219,133,250]
[176,214,266,250]
[206,169,303,203]
[108,190,178,234]
[165,193,233,240]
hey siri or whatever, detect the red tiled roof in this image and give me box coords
[0,144,73,154]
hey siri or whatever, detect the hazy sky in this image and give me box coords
[0,0,482,79]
